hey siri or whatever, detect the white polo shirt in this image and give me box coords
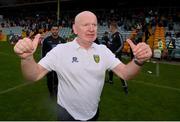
[38,39,121,120]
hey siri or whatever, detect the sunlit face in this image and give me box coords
[73,12,97,43]
[51,26,59,37]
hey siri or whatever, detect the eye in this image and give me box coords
[93,24,97,27]
[83,24,89,27]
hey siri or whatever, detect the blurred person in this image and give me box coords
[134,24,143,44]
[106,21,128,94]
[167,37,176,60]
[14,11,152,121]
[42,23,66,99]
[143,24,151,43]
[155,38,164,59]
[158,38,163,52]
[107,22,124,84]
[9,30,16,44]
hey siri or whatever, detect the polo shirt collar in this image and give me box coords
[72,38,97,50]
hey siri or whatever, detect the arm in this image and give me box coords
[14,34,48,82]
[21,56,48,81]
[113,39,152,80]
[112,59,141,80]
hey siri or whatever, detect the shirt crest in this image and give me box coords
[93,54,100,63]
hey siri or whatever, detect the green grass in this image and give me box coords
[0,41,180,120]
[0,41,57,120]
[100,61,180,120]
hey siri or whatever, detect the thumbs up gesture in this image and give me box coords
[14,34,41,60]
[127,39,152,63]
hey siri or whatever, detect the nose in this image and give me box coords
[89,24,95,32]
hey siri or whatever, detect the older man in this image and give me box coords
[14,11,152,121]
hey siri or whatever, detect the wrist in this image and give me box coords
[21,56,33,61]
[133,58,144,66]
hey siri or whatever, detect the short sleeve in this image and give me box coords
[101,45,121,70]
[38,47,58,71]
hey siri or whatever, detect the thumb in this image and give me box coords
[32,34,41,50]
[126,39,136,49]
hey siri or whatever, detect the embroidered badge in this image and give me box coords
[93,55,100,63]
[72,57,79,63]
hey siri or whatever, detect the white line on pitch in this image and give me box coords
[132,80,180,92]
[0,82,30,95]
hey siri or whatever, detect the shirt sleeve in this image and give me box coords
[38,47,58,71]
[102,45,121,70]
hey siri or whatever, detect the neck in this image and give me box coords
[52,35,58,39]
[76,37,93,50]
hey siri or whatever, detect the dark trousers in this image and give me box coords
[46,71,58,98]
[57,104,99,121]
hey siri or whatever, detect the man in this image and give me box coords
[14,11,152,121]
[143,24,151,44]
[107,21,128,94]
[167,37,176,60]
[42,23,66,99]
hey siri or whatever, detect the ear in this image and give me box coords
[73,24,78,35]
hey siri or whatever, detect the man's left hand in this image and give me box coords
[127,39,152,63]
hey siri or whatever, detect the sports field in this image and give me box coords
[0,41,180,120]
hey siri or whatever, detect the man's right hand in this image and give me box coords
[14,34,41,60]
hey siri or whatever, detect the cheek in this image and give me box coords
[75,28,83,35]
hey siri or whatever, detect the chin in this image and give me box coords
[88,37,96,41]
[87,39,95,43]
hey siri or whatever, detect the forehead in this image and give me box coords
[81,17,97,24]
[75,12,97,24]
